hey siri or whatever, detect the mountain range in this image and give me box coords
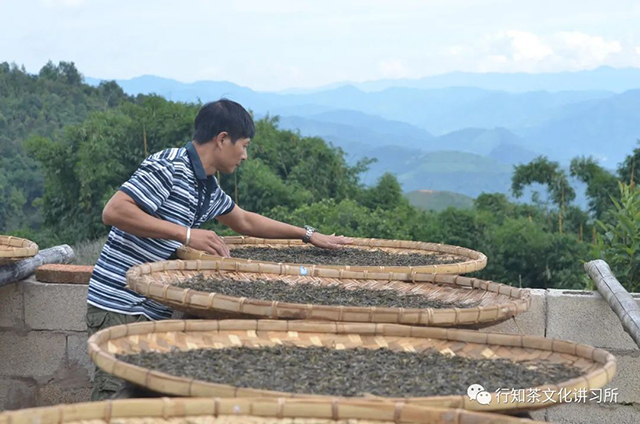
[283,66,640,94]
[86,67,640,204]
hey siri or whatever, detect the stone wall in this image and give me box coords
[0,277,639,423]
[0,276,91,409]
[482,289,640,423]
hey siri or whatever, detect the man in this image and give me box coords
[87,99,350,400]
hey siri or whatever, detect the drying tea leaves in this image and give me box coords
[230,246,465,267]
[177,275,479,309]
[118,346,583,398]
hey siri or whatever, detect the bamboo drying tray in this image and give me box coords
[0,235,38,265]
[177,236,487,276]
[88,320,616,413]
[126,259,530,327]
[0,397,544,424]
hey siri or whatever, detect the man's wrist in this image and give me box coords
[302,225,316,243]
[185,227,191,246]
[169,223,189,244]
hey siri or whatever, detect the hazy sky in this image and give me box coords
[2,0,640,91]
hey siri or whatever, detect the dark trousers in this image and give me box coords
[86,304,149,401]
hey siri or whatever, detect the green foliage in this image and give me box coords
[474,193,513,222]
[224,116,369,205]
[406,190,474,212]
[616,142,640,186]
[512,156,576,209]
[480,218,588,289]
[416,208,493,251]
[509,153,640,291]
[39,61,83,85]
[267,199,420,241]
[0,61,130,233]
[235,159,313,212]
[25,97,197,242]
[358,173,408,211]
[71,236,108,265]
[266,196,591,290]
[212,115,374,219]
[570,156,619,219]
[592,182,640,291]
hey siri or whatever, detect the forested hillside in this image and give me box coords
[0,61,130,234]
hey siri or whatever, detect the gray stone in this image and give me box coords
[481,289,546,336]
[546,289,640,350]
[529,409,547,422]
[0,377,37,411]
[0,283,23,329]
[24,280,87,331]
[545,401,640,424]
[0,331,66,379]
[36,357,92,406]
[38,382,91,406]
[605,350,640,404]
[67,333,94,381]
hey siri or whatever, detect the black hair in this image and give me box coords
[193,99,255,144]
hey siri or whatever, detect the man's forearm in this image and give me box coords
[103,192,187,242]
[241,212,306,240]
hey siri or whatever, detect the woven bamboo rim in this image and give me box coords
[126,259,530,327]
[88,320,616,413]
[0,235,38,265]
[177,236,487,276]
[0,397,543,424]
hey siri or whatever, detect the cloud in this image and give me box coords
[469,30,629,72]
[486,55,509,64]
[41,0,85,7]
[378,59,413,79]
[554,32,622,64]
[497,30,553,62]
[5,1,640,90]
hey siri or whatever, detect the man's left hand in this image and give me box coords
[309,232,353,249]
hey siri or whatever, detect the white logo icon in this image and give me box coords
[467,384,492,405]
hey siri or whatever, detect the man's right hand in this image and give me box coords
[187,228,231,257]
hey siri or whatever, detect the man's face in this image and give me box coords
[219,136,250,173]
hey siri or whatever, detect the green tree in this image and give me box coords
[0,61,130,234]
[26,97,196,242]
[570,156,619,219]
[359,172,407,211]
[512,156,576,233]
[592,182,640,291]
[617,142,640,186]
[474,193,513,224]
[235,159,312,212]
[512,156,576,208]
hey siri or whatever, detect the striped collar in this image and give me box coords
[185,141,207,180]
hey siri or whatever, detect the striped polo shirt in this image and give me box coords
[87,142,235,320]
